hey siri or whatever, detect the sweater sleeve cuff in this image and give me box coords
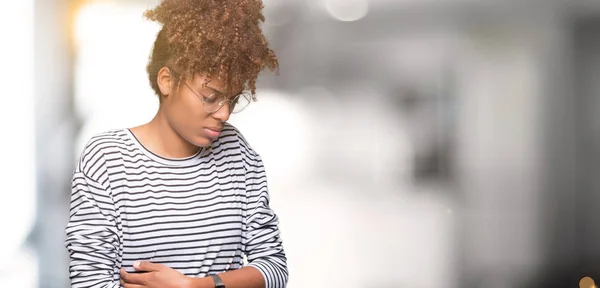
[247,258,288,288]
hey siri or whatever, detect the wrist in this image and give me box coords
[187,276,214,288]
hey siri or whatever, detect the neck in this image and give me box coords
[134,107,201,159]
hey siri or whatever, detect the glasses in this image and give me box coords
[168,68,252,114]
[183,82,251,114]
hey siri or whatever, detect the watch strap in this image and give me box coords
[210,274,225,288]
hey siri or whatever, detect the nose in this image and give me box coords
[211,102,231,122]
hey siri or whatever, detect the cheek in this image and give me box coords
[170,94,210,126]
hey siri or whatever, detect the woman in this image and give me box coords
[64,1,288,288]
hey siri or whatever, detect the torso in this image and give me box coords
[96,126,248,279]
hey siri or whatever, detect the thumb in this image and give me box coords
[134,260,164,272]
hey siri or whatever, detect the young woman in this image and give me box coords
[64,1,288,288]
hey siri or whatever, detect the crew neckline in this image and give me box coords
[124,128,205,166]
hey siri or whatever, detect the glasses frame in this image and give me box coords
[168,68,252,114]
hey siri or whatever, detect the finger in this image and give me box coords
[134,260,165,272]
[121,278,145,288]
[120,268,146,285]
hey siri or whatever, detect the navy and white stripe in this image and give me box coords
[64,123,288,288]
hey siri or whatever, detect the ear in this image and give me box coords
[157,66,175,97]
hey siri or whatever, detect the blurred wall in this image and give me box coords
[33,0,76,286]
[573,18,600,263]
[538,16,600,286]
[0,0,37,286]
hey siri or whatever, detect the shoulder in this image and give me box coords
[76,129,130,176]
[217,123,260,161]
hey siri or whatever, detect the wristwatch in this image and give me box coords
[210,274,225,288]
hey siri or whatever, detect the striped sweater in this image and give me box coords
[64,123,288,288]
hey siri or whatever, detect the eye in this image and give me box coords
[204,93,222,105]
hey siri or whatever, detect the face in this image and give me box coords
[157,67,235,147]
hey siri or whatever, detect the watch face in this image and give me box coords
[211,274,226,288]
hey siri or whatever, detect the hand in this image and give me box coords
[120,261,193,288]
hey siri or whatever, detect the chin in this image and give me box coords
[188,135,213,148]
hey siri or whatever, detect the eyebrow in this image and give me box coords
[206,85,244,98]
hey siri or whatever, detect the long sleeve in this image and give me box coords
[65,169,121,288]
[242,152,289,288]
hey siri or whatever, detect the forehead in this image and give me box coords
[189,73,224,89]
[189,72,242,95]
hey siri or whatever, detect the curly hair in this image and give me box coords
[144,0,278,100]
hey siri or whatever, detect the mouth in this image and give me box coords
[203,127,222,139]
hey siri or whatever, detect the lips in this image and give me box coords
[204,127,222,139]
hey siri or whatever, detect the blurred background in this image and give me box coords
[1,0,600,287]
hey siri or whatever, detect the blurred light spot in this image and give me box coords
[74,2,115,48]
[446,208,453,215]
[580,277,596,288]
[324,0,369,22]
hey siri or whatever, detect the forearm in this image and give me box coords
[71,278,121,288]
[189,267,265,288]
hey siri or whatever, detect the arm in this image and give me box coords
[65,169,121,288]
[191,152,288,288]
[185,267,266,288]
[120,263,265,288]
